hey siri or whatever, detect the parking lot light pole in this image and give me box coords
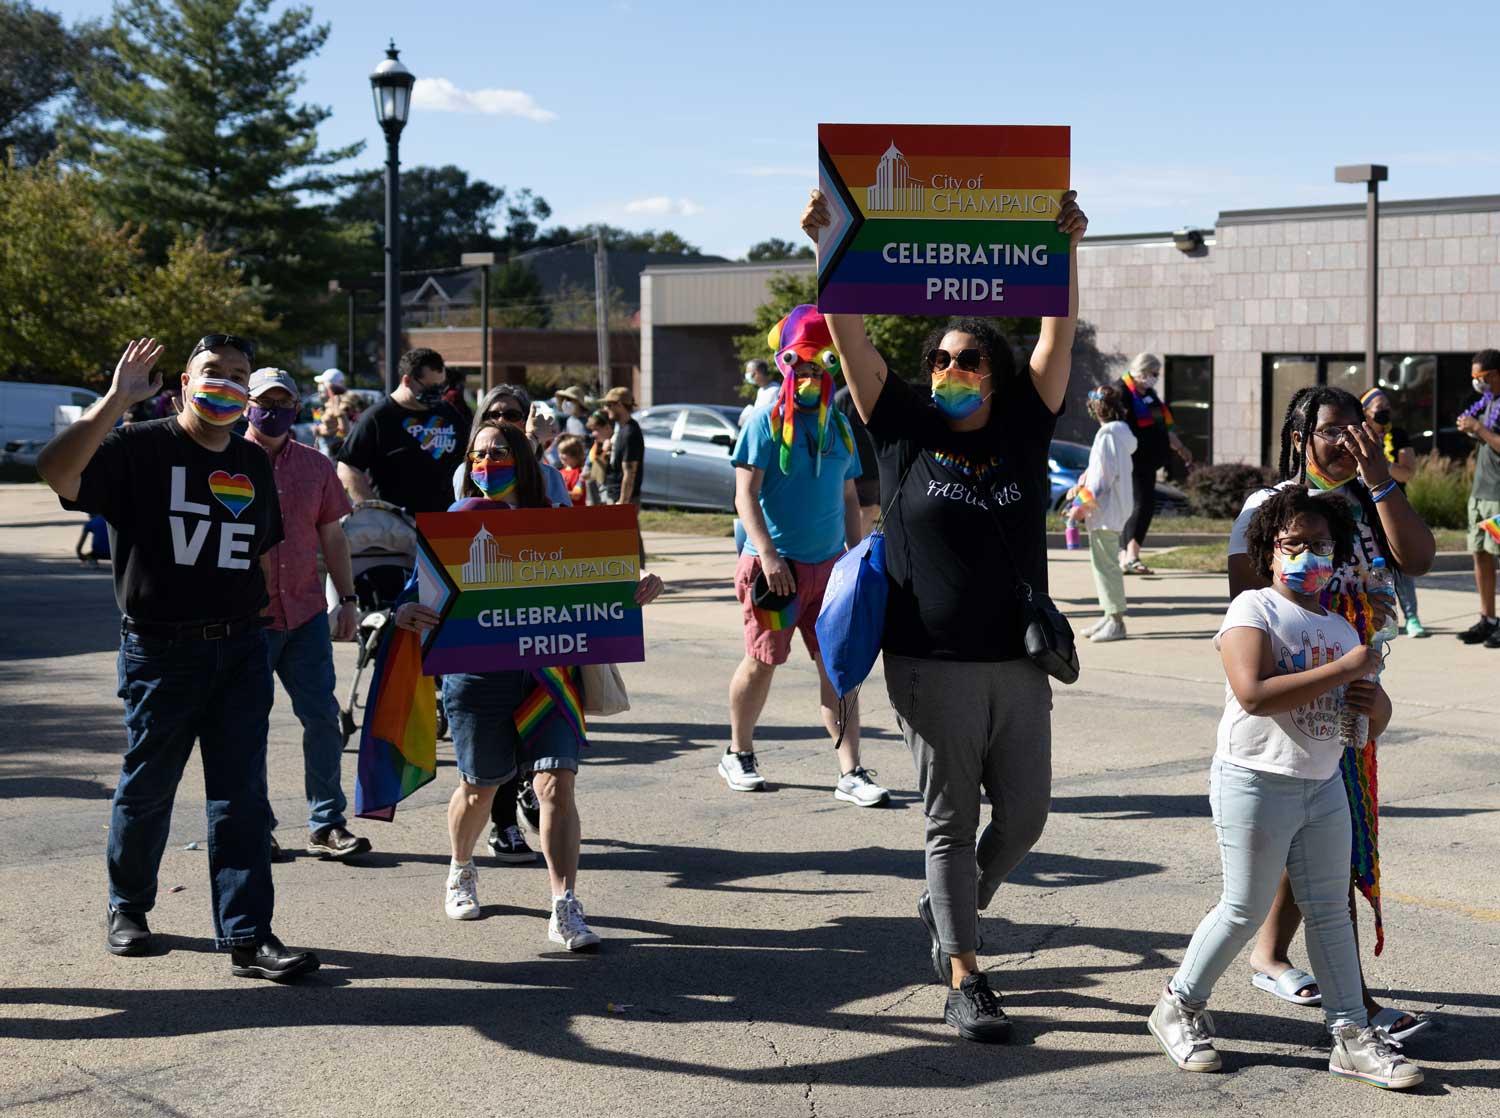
[1335,163,1388,391]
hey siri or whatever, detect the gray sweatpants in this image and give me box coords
[886,654,1053,955]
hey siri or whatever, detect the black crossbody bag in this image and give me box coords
[982,477,1080,686]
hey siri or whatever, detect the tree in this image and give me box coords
[746,237,814,262]
[0,156,274,387]
[331,164,554,270]
[543,223,702,256]
[0,2,108,165]
[63,0,363,348]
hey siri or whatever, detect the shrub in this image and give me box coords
[1186,463,1278,519]
[1406,452,1474,530]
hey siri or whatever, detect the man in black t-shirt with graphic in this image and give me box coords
[37,334,320,980]
[337,347,469,515]
[602,386,645,505]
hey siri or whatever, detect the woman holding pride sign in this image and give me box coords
[394,419,663,951]
[800,187,1088,1042]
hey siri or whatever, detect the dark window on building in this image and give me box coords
[1164,356,1212,475]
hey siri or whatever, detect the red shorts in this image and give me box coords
[734,551,838,666]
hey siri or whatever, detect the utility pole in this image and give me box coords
[461,253,496,393]
[593,233,611,399]
[1335,164,1388,390]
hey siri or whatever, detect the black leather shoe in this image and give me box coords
[917,892,986,986]
[229,935,320,981]
[106,907,151,957]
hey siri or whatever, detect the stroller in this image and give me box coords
[336,500,425,746]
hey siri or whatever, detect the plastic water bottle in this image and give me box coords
[1339,558,1396,748]
[1064,522,1082,550]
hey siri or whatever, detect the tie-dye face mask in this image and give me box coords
[187,377,248,426]
[470,462,517,502]
[930,368,988,420]
[1275,549,1335,595]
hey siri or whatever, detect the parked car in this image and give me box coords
[1,382,100,450]
[1047,439,1189,516]
[633,404,743,511]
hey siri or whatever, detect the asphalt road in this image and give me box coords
[1,484,1496,1117]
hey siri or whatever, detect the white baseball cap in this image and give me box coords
[314,368,346,388]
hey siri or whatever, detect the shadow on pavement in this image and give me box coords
[0,553,119,660]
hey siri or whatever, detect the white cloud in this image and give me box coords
[411,77,556,122]
[623,196,704,217]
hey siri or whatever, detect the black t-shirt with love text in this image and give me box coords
[62,418,283,624]
[867,372,1059,662]
[337,397,469,515]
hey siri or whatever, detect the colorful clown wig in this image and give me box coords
[766,304,852,475]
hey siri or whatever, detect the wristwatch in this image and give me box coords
[338,595,358,605]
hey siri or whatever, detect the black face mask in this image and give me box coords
[1372,409,1391,426]
[413,381,446,407]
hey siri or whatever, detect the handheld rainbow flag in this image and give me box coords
[1482,515,1500,547]
[354,583,437,821]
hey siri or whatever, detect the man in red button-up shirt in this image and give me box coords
[244,369,371,860]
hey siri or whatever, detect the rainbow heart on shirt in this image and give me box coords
[208,470,255,518]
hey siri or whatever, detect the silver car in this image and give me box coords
[634,404,742,511]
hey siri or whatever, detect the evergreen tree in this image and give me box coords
[63,0,362,353]
[0,1,109,165]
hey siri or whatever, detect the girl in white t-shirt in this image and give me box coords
[1149,487,1425,1090]
[1070,385,1137,643]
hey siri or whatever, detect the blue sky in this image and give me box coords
[48,0,1500,259]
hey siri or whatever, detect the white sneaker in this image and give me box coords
[548,890,601,951]
[1081,616,1110,636]
[1328,1024,1424,1090]
[1090,617,1127,643]
[834,767,890,807]
[1147,985,1221,1072]
[444,860,481,920]
[718,750,766,792]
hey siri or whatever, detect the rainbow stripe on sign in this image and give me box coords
[817,124,1070,317]
[415,505,645,675]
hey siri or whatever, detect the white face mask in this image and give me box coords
[1475,377,1493,395]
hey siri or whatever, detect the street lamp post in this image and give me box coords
[371,41,415,395]
[461,252,496,394]
[1335,163,1388,391]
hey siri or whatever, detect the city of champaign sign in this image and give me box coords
[414,505,645,674]
[816,124,1071,316]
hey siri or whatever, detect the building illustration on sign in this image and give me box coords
[866,142,924,212]
[460,525,513,586]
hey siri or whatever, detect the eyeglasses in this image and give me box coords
[927,347,984,373]
[1273,538,1336,557]
[1310,427,1352,443]
[469,448,515,463]
[485,408,526,424]
[190,334,257,361]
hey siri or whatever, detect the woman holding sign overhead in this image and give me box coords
[394,419,663,952]
[801,186,1088,1043]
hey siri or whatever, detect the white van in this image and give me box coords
[0,382,101,449]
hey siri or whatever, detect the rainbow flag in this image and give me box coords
[1482,515,1500,546]
[817,124,1070,316]
[354,584,437,822]
[515,666,587,752]
[1327,584,1383,954]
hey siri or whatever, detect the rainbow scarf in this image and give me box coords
[1324,581,1384,954]
[354,584,437,821]
[1122,373,1174,429]
[514,666,587,753]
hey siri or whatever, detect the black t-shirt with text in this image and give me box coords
[62,418,283,624]
[337,397,469,515]
[606,417,646,503]
[867,372,1059,662]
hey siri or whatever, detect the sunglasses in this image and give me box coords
[1273,538,1335,557]
[927,347,984,373]
[190,333,257,361]
[485,408,526,424]
[1371,409,1392,425]
[469,448,515,463]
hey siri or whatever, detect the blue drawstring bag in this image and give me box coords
[815,532,889,700]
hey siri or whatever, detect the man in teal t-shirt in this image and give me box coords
[718,303,889,808]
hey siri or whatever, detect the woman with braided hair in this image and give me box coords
[1226,383,1436,1041]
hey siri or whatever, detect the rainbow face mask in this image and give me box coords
[793,377,823,408]
[186,377,248,426]
[931,368,988,420]
[1305,458,1352,492]
[1275,549,1335,595]
[470,462,517,502]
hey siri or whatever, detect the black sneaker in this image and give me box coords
[944,974,1012,1043]
[516,777,541,837]
[307,825,372,860]
[1457,617,1498,644]
[487,823,539,864]
[1486,630,1500,650]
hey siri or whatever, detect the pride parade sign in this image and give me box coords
[816,124,1071,316]
[414,505,644,675]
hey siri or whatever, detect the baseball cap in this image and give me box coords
[314,368,346,388]
[750,570,798,614]
[248,368,299,399]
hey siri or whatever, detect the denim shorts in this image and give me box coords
[441,670,581,785]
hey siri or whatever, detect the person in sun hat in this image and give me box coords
[720,304,887,808]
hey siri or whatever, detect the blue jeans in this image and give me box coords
[1394,569,1420,622]
[443,671,581,786]
[111,628,275,948]
[1171,757,1365,1029]
[265,612,346,832]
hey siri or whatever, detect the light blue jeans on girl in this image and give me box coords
[1170,756,1367,1030]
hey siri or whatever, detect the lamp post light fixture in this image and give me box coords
[1334,163,1388,391]
[371,41,415,395]
[460,252,497,394]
